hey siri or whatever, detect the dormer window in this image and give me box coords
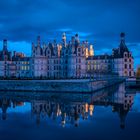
[124,52,128,57]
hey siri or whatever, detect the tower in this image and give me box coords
[89,45,94,57]
[3,39,8,52]
[62,32,66,47]
[32,42,35,57]
[37,36,41,48]
[75,34,80,47]
[119,32,128,53]
[36,36,42,56]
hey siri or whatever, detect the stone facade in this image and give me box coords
[0,32,134,78]
[32,33,93,78]
[87,33,134,77]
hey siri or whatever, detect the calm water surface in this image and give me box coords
[0,83,140,140]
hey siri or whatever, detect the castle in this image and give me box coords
[32,33,94,78]
[0,33,134,78]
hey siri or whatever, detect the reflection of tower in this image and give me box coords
[84,103,89,119]
[36,113,40,126]
[61,112,66,127]
[118,105,129,129]
[111,83,134,129]
[74,105,80,127]
[89,104,94,116]
[112,104,129,129]
[1,98,10,120]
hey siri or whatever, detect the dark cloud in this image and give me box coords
[0,0,140,42]
[0,0,140,66]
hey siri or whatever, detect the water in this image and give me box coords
[0,83,140,140]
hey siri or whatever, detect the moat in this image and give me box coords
[0,83,140,140]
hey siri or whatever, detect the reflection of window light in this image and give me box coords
[89,105,94,116]
[85,103,88,113]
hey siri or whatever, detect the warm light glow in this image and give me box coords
[86,48,89,58]
[85,103,88,113]
[58,44,62,57]
[89,104,94,116]
[89,45,94,56]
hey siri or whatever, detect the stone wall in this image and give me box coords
[0,79,124,93]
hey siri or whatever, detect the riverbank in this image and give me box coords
[0,78,125,93]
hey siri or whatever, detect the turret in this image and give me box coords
[3,39,8,52]
[75,34,80,47]
[62,32,66,47]
[37,36,41,48]
[89,45,94,57]
[32,42,35,57]
[71,36,75,45]
[119,32,128,52]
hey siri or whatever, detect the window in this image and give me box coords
[65,60,68,64]
[78,48,81,52]
[124,71,127,75]
[87,65,90,71]
[125,64,127,69]
[125,53,128,57]
[129,64,131,69]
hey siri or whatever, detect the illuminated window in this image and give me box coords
[87,65,90,71]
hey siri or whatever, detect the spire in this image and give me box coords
[3,39,8,52]
[89,45,94,57]
[62,32,66,47]
[120,32,126,47]
[32,42,35,49]
[75,34,80,47]
[37,36,41,47]
[71,36,75,45]
[119,32,129,54]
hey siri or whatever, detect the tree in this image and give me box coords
[136,67,140,79]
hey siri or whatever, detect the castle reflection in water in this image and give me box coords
[0,83,136,129]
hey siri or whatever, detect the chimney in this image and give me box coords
[3,39,8,51]
[37,36,41,47]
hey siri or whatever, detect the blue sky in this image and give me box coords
[0,0,140,69]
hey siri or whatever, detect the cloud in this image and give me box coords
[0,0,140,67]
